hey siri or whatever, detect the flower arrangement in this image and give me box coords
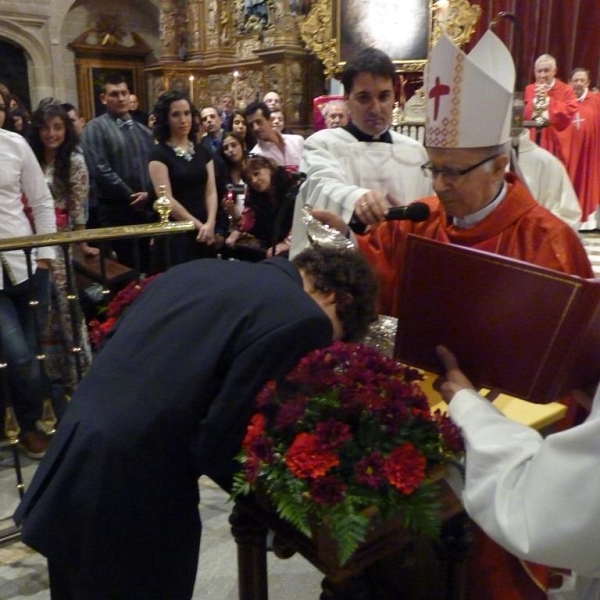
[89,275,161,348]
[232,341,464,566]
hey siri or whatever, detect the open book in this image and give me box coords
[394,235,600,403]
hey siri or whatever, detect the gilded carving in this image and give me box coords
[234,0,277,34]
[159,0,189,61]
[299,0,480,76]
[187,1,203,54]
[159,1,179,58]
[205,0,218,48]
[431,0,482,47]
[298,0,338,76]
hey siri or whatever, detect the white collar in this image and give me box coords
[452,183,508,229]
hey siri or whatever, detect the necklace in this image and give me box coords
[168,140,195,162]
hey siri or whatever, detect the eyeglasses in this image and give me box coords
[421,154,501,182]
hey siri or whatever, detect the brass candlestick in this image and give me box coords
[153,184,173,224]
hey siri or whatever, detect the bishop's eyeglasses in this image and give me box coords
[420,154,501,183]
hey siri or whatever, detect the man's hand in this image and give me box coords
[436,345,475,402]
[130,191,149,206]
[353,191,398,225]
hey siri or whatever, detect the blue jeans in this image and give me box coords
[0,267,50,433]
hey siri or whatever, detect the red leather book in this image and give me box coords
[394,235,600,403]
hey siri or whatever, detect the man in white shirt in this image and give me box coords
[289,47,431,257]
[245,101,304,169]
[0,126,56,458]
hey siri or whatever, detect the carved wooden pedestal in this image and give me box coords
[229,480,470,600]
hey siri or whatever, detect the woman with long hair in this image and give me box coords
[225,155,302,260]
[230,108,256,148]
[0,85,15,131]
[28,101,96,407]
[149,90,218,267]
[220,131,247,214]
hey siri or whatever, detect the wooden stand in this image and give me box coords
[230,479,469,600]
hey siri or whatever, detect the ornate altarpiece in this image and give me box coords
[146,0,324,132]
[72,1,481,130]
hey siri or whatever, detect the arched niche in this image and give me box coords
[55,0,161,119]
[0,19,54,108]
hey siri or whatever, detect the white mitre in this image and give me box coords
[425,30,515,148]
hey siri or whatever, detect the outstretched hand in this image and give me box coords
[436,345,475,402]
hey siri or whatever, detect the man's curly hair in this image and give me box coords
[293,247,379,342]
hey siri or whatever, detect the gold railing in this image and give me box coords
[0,220,195,253]
[0,220,196,443]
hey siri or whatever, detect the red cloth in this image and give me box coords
[524,79,578,165]
[563,92,600,222]
[358,173,593,599]
[358,173,594,317]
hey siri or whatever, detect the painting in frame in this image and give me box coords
[337,0,431,70]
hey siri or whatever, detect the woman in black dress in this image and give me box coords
[149,90,218,267]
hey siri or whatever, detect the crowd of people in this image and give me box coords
[3,27,600,600]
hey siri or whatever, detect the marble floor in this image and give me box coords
[0,448,324,600]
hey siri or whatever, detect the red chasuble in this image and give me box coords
[358,173,593,318]
[524,79,578,165]
[358,173,594,600]
[564,92,600,222]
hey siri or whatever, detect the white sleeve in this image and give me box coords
[297,132,369,221]
[448,387,600,578]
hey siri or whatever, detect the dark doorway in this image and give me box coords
[0,40,31,110]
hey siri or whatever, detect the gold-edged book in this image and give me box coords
[394,235,600,403]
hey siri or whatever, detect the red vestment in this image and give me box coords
[358,173,593,317]
[358,173,593,600]
[524,79,578,165]
[564,92,600,222]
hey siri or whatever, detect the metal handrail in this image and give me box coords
[0,220,196,252]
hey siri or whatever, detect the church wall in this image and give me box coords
[60,0,160,111]
[0,0,160,111]
[7,1,600,127]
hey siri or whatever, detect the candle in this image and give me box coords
[189,75,195,104]
[233,71,239,107]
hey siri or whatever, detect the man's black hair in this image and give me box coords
[245,101,271,119]
[341,47,398,94]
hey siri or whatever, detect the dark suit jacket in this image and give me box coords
[15,257,333,600]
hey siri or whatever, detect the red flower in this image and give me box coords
[384,443,427,495]
[285,432,340,479]
[310,476,347,505]
[433,409,465,453]
[88,316,118,348]
[89,274,162,349]
[256,381,277,408]
[242,413,267,447]
[355,452,386,489]
[244,456,262,484]
[274,394,309,430]
[315,419,351,449]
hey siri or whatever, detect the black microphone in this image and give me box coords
[288,171,307,185]
[349,201,430,234]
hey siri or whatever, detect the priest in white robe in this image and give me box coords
[289,47,431,257]
[515,129,582,230]
[438,345,600,600]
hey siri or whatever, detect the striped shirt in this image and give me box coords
[81,113,154,205]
